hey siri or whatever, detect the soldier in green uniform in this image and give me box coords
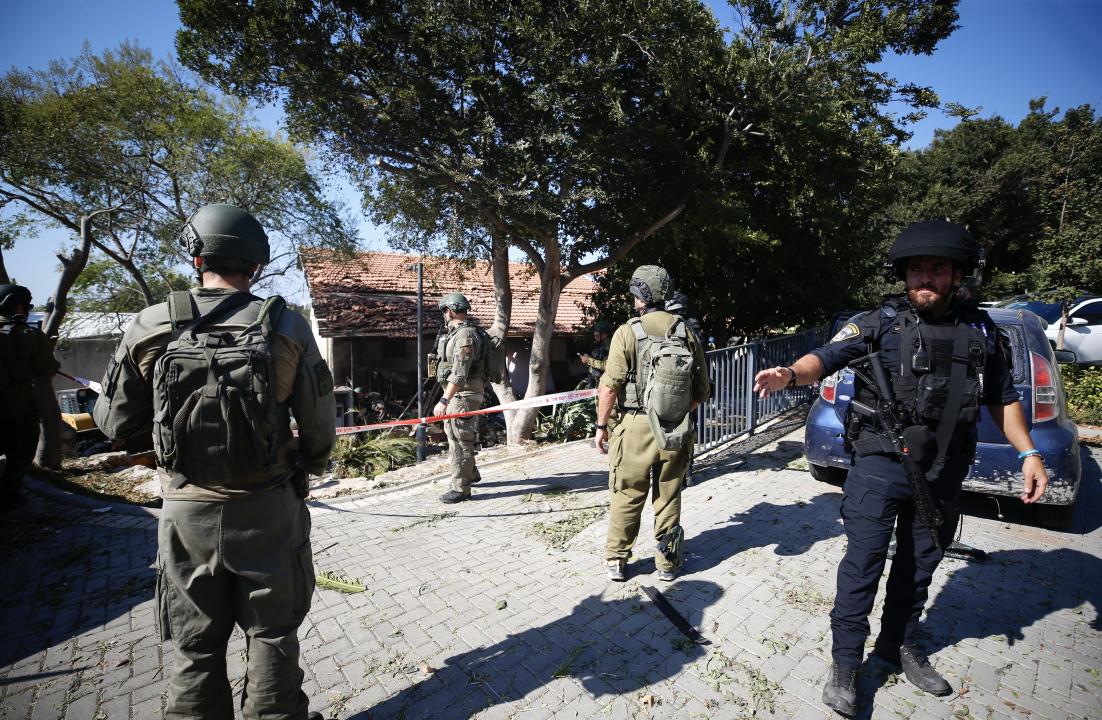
[594,266,710,582]
[434,292,485,504]
[0,284,59,510]
[579,320,612,384]
[94,204,335,720]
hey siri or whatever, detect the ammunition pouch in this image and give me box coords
[427,353,440,380]
[657,524,685,568]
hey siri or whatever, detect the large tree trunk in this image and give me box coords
[512,263,563,441]
[486,232,524,443]
[36,213,95,469]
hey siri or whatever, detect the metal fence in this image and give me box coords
[695,325,830,453]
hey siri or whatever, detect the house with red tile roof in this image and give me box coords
[301,249,601,406]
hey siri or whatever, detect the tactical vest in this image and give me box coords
[0,319,34,399]
[851,301,987,460]
[435,320,485,386]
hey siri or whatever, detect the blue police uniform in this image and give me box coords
[810,296,1018,668]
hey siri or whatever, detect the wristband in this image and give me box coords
[596,424,608,430]
[1018,449,1043,461]
[439,397,449,405]
[784,366,797,388]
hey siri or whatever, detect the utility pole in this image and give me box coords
[413,261,426,461]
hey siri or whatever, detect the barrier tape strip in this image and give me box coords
[330,387,598,436]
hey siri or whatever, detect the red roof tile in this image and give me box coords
[302,250,598,338]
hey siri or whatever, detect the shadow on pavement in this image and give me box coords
[921,546,1102,655]
[348,580,722,719]
[0,500,157,668]
[686,492,844,574]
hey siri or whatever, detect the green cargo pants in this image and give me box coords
[157,482,315,720]
[605,412,692,572]
[445,392,483,493]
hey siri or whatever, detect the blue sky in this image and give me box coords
[2,0,1100,306]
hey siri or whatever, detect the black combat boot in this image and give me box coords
[822,663,858,716]
[440,490,471,503]
[899,644,952,696]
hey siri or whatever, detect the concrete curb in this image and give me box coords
[24,474,159,518]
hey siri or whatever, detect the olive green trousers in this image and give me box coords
[605,412,692,572]
[157,483,315,720]
[445,392,483,493]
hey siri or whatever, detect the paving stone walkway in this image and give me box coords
[2,427,1100,720]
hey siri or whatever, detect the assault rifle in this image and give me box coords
[848,352,943,551]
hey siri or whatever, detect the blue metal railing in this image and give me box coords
[695,326,829,453]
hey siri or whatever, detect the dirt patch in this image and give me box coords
[32,452,161,507]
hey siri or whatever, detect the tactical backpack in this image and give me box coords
[152,291,287,489]
[624,317,696,450]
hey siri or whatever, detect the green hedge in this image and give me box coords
[1060,365,1102,425]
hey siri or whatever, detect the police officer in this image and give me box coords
[594,266,710,582]
[0,284,59,510]
[579,319,612,384]
[93,204,336,720]
[753,220,1049,716]
[434,292,484,503]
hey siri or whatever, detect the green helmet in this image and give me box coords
[179,203,270,271]
[629,265,672,306]
[0,284,32,316]
[438,292,470,312]
[593,320,613,334]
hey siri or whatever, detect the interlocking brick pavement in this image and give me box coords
[2,427,1100,719]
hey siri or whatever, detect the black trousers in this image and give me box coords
[0,415,39,499]
[829,452,965,667]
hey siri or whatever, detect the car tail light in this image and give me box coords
[1031,351,1058,423]
[820,373,838,404]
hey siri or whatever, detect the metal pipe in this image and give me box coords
[415,261,426,462]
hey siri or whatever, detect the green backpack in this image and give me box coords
[625,317,696,450]
[152,291,289,489]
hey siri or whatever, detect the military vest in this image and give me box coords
[0,319,37,408]
[851,299,988,458]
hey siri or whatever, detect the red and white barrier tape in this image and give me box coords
[330,387,598,437]
[58,370,103,394]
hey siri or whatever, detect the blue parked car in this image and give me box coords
[804,308,1082,529]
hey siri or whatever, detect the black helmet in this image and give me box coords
[0,284,32,316]
[665,291,689,314]
[886,220,984,281]
[179,203,270,272]
[629,265,672,306]
[438,292,471,312]
[593,320,613,334]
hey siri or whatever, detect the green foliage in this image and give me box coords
[1060,366,1102,426]
[330,433,418,479]
[0,43,357,309]
[534,401,597,444]
[889,99,1102,302]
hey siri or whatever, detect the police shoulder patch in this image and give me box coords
[830,323,861,343]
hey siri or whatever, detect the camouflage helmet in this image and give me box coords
[665,291,689,314]
[0,284,32,316]
[438,292,471,313]
[593,319,613,334]
[179,203,270,272]
[629,265,672,306]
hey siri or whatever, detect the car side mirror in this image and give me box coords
[1053,349,1078,364]
[1067,317,1088,327]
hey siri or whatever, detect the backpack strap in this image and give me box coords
[932,321,976,464]
[257,295,286,337]
[167,291,196,334]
